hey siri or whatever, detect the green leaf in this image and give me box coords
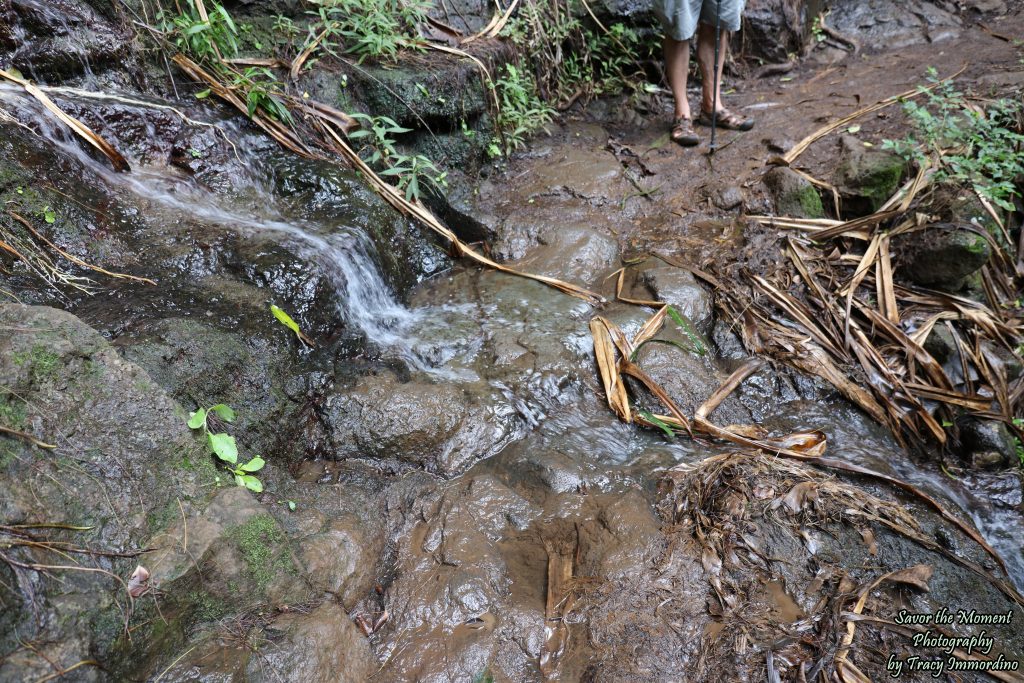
[209,404,236,422]
[207,432,238,464]
[270,304,301,335]
[235,474,245,487]
[665,306,707,356]
[241,475,263,492]
[287,500,296,511]
[187,408,207,429]
[43,207,56,224]
[637,408,676,439]
[846,124,861,134]
[216,3,238,34]
[240,456,265,472]
[195,88,212,99]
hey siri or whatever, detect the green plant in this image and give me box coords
[380,153,447,201]
[1013,417,1024,468]
[187,404,265,492]
[499,2,654,108]
[157,1,239,63]
[811,13,826,43]
[230,67,293,125]
[492,64,554,156]
[882,69,1024,212]
[348,113,447,200]
[304,0,429,62]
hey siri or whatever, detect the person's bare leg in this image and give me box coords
[663,36,691,120]
[696,21,727,115]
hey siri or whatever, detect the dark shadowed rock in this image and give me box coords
[893,223,990,289]
[1,0,134,83]
[958,418,1017,470]
[741,0,817,64]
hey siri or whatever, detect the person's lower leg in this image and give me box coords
[696,22,727,114]
[664,36,691,119]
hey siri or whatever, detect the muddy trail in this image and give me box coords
[0,1,1023,681]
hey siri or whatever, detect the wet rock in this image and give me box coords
[115,317,328,463]
[631,319,751,425]
[524,225,619,287]
[0,305,224,680]
[323,371,514,476]
[346,48,497,131]
[764,165,825,218]
[922,323,957,364]
[827,0,961,50]
[742,0,816,63]
[638,264,714,332]
[893,223,990,289]
[257,603,374,682]
[267,151,450,292]
[958,418,1017,470]
[298,522,369,601]
[713,184,744,210]
[570,452,1024,682]
[154,602,374,683]
[2,0,134,82]
[834,134,907,217]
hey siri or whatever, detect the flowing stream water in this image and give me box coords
[2,79,1020,590]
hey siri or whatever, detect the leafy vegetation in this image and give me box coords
[303,0,430,62]
[500,1,655,108]
[491,64,554,157]
[187,404,266,492]
[348,113,448,199]
[883,70,1024,212]
[157,2,239,63]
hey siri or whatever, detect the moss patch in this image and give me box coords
[228,514,295,591]
[795,183,825,219]
[12,345,62,384]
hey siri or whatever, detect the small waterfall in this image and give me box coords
[0,83,442,369]
[10,0,99,86]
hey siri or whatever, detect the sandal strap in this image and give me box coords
[703,108,748,127]
[672,116,694,133]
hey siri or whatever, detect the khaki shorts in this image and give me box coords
[654,0,745,41]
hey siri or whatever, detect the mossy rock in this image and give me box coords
[764,166,825,219]
[893,223,991,290]
[0,305,216,681]
[834,134,907,217]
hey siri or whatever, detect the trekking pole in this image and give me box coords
[708,0,722,153]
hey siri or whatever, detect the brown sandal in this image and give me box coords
[671,116,699,146]
[697,107,754,131]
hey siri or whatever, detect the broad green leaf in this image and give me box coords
[270,304,301,335]
[187,408,207,429]
[240,456,265,472]
[209,404,236,422]
[44,207,56,224]
[207,432,238,464]
[287,500,296,511]
[235,474,245,487]
[847,124,861,134]
[195,88,211,99]
[241,475,263,493]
